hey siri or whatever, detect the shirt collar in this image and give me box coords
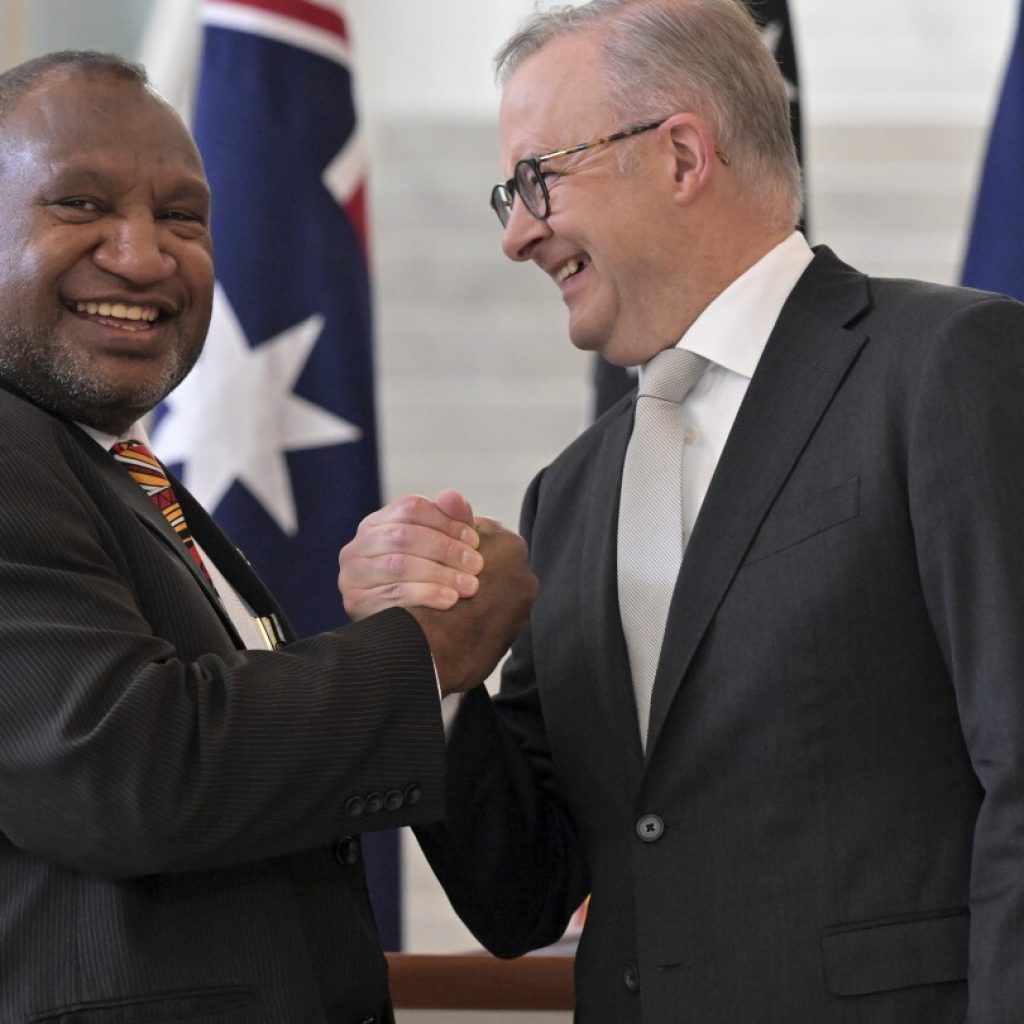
[77,419,153,451]
[647,230,814,383]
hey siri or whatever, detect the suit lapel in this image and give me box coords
[81,431,222,592]
[580,398,647,769]
[173,474,296,641]
[70,428,292,646]
[645,248,871,756]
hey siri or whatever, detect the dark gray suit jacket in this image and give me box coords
[0,386,445,1023]
[417,248,1024,1023]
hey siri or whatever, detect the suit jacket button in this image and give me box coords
[404,783,422,806]
[345,796,365,818]
[384,789,403,811]
[623,962,640,993]
[333,836,360,866]
[365,791,384,814]
[636,814,664,842]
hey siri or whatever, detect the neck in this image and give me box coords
[670,208,794,340]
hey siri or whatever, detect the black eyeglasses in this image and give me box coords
[490,119,668,228]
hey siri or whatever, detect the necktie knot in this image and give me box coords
[110,440,169,496]
[111,440,212,583]
[638,347,709,404]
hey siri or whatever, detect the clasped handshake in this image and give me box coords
[338,490,539,696]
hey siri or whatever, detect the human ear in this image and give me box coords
[661,113,718,206]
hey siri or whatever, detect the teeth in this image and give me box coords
[554,258,583,284]
[75,301,159,323]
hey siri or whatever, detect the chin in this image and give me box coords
[567,324,609,357]
[568,320,640,368]
[579,337,638,369]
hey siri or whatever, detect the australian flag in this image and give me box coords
[151,0,402,949]
[592,0,805,416]
[962,0,1024,300]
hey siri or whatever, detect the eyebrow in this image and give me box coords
[42,165,211,205]
[163,179,213,206]
[41,167,113,189]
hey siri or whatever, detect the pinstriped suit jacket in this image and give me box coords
[0,384,444,1023]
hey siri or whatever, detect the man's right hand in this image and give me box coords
[339,492,538,695]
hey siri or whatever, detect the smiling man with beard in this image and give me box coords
[0,60,212,431]
[0,51,536,1024]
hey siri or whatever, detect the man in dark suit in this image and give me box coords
[339,0,1024,1020]
[0,51,536,1023]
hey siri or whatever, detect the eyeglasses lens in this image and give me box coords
[491,185,513,227]
[514,160,545,219]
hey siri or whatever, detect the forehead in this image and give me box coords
[0,69,206,187]
[498,31,611,164]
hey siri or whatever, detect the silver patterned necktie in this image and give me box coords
[617,347,709,749]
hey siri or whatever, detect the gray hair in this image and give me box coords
[495,0,803,228]
[0,51,149,123]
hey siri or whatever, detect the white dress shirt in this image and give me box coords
[639,231,815,539]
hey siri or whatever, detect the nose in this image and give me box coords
[92,213,177,284]
[501,198,551,262]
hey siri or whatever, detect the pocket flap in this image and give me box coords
[822,910,968,996]
[29,986,255,1023]
[744,476,860,566]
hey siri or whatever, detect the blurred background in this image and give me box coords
[1,0,1018,953]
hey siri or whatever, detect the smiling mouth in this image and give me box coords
[71,301,163,332]
[554,257,589,284]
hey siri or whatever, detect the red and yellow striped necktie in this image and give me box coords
[110,440,212,582]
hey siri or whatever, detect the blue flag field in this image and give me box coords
[962,1,1024,300]
[151,0,402,948]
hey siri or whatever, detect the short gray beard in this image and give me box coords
[0,322,198,435]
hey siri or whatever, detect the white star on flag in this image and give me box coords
[152,282,361,536]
